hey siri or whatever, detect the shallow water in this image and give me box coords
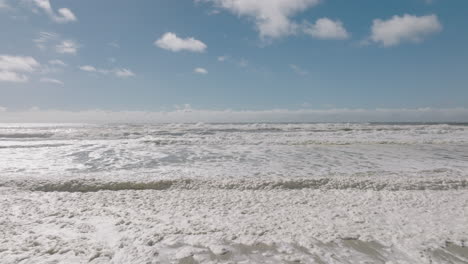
[0,123,467,263]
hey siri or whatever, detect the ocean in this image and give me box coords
[1,123,467,263]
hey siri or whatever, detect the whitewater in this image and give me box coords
[1,123,467,263]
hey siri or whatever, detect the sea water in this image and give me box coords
[1,123,467,263]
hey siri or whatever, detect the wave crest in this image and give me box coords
[5,177,466,193]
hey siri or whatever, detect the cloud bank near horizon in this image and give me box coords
[0,107,467,123]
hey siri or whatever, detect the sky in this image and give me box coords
[0,0,467,122]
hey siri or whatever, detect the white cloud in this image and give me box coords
[304,18,349,40]
[56,8,76,22]
[79,65,135,78]
[34,31,59,50]
[48,59,67,67]
[0,71,28,82]
[0,55,40,72]
[34,32,79,55]
[289,64,308,75]
[79,65,97,72]
[33,0,77,23]
[0,107,467,123]
[40,77,63,85]
[0,55,39,83]
[194,67,208,74]
[56,40,79,54]
[370,14,442,47]
[114,68,135,78]
[155,32,207,53]
[200,0,320,39]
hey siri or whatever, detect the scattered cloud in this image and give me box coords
[289,64,308,75]
[79,65,135,78]
[56,40,79,54]
[155,32,207,53]
[48,59,67,67]
[194,67,208,74]
[0,71,28,82]
[200,0,320,39]
[0,55,40,72]
[79,65,97,72]
[0,55,40,83]
[33,0,77,23]
[0,107,466,123]
[40,77,63,85]
[34,32,79,55]
[370,14,442,47]
[303,18,350,40]
[114,68,135,78]
[34,31,59,50]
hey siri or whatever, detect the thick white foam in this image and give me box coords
[1,188,467,263]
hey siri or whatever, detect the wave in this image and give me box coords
[4,177,466,193]
[0,143,69,149]
[0,133,54,139]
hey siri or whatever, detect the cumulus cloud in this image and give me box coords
[194,67,208,74]
[304,18,349,40]
[79,65,135,78]
[0,55,40,83]
[370,14,442,47]
[200,0,320,39]
[33,0,77,23]
[155,32,207,52]
[55,40,79,54]
[40,77,63,85]
[0,107,466,123]
[0,55,40,72]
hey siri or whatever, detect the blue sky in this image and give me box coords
[0,0,467,122]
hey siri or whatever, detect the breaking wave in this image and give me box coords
[0,133,54,139]
[4,177,466,193]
